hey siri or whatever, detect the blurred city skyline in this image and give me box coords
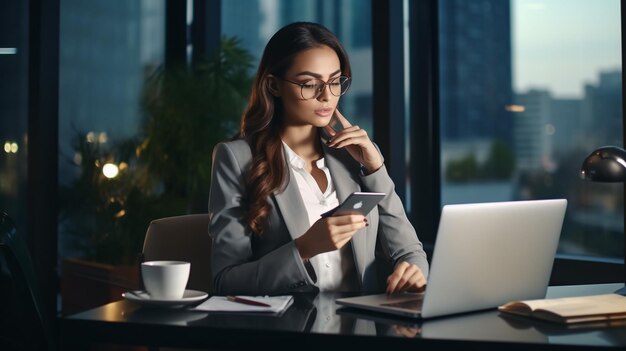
[513,0,621,98]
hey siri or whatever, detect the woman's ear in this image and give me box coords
[266,75,281,97]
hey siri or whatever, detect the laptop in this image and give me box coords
[336,199,567,319]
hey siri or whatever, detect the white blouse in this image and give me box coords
[282,142,359,292]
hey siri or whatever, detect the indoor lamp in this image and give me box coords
[580,146,626,295]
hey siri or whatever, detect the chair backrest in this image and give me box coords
[142,214,212,294]
[0,212,56,350]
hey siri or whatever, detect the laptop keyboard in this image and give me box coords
[381,298,424,311]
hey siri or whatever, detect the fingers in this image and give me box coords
[328,217,367,243]
[386,262,426,294]
[323,124,337,137]
[326,214,366,225]
[327,126,369,148]
[386,261,410,294]
[322,214,367,249]
[334,109,352,129]
[397,268,426,292]
[332,221,367,236]
[323,109,351,138]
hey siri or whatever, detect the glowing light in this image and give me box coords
[73,153,83,165]
[98,132,108,144]
[114,209,126,218]
[118,162,128,171]
[86,132,95,143]
[505,104,525,112]
[0,48,17,55]
[3,141,18,154]
[102,163,119,178]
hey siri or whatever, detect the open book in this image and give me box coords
[498,293,626,324]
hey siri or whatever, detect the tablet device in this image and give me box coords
[320,192,385,218]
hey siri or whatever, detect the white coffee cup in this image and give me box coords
[141,261,190,300]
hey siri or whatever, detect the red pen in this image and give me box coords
[226,295,271,307]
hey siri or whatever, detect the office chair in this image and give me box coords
[0,212,56,350]
[141,214,212,294]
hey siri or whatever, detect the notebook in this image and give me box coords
[195,295,294,314]
[336,199,567,319]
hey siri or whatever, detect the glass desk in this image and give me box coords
[61,283,626,350]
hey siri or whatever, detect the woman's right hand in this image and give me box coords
[295,214,367,260]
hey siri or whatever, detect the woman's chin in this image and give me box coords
[315,116,333,127]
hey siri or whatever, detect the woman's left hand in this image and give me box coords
[386,261,427,295]
[324,109,383,173]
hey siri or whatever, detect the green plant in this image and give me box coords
[141,36,253,212]
[444,140,515,183]
[59,37,253,265]
[482,139,515,179]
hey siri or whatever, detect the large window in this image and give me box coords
[222,0,373,133]
[55,0,373,314]
[58,0,166,261]
[57,0,167,314]
[0,1,28,233]
[438,0,623,261]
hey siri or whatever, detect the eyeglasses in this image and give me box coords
[282,76,352,100]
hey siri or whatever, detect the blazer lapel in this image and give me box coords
[322,143,360,202]
[273,166,310,241]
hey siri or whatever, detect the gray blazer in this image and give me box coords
[209,138,429,295]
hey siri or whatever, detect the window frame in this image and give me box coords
[25,0,60,318]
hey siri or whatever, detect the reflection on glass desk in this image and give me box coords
[338,305,626,346]
[61,283,626,350]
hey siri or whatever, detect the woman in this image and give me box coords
[209,22,428,295]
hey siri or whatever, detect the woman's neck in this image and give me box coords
[281,125,322,160]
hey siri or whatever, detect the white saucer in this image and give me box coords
[123,289,208,307]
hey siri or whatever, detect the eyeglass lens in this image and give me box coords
[301,76,351,99]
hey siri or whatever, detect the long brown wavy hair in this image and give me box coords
[239,22,352,235]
